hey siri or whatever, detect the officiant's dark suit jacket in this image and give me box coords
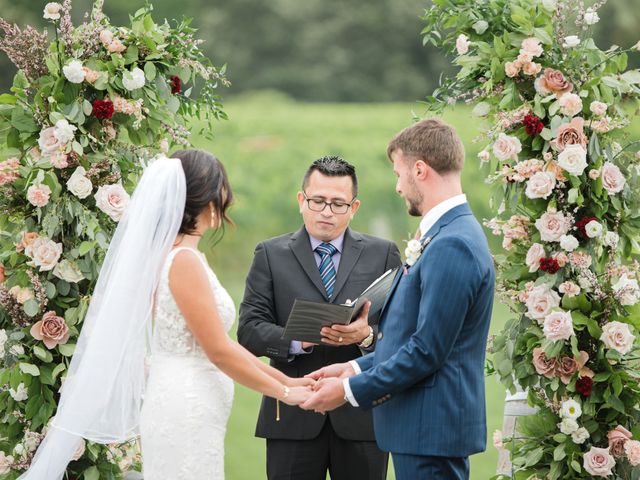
[238,226,401,441]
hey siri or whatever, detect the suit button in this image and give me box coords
[377,332,383,341]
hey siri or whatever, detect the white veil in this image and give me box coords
[20,156,187,479]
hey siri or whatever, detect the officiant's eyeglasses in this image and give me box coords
[302,192,356,215]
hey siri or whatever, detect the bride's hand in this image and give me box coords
[281,385,313,406]
[285,376,316,388]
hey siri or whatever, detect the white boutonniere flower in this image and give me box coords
[404,235,432,267]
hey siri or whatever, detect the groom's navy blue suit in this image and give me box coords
[348,203,495,479]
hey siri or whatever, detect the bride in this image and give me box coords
[20,150,313,479]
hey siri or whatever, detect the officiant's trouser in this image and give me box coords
[266,419,388,480]
[392,453,469,480]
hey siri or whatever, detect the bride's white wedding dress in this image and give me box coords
[140,247,235,479]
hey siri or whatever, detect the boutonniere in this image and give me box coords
[403,235,432,272]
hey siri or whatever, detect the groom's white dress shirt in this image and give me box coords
[342,193,468,406]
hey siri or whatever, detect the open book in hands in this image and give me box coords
[282,267,401,344]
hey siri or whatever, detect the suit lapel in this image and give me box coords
[331,228,364,302]
[379,203,473,319]
[289,227,329,301]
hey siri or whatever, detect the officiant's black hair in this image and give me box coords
[171,149,234,236]
[302,155,358,197]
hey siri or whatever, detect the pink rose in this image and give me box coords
[526,285,560,322]
[625,440,640,466]
[0,451,14,474]
[583,447,616,477]
[553,252,569,267]
[37,126,63,155]
[559,281,580,297]
[0,157,20,186]
[535,210,571,242]
[30,311,70,349]
[558,93,583,117]
[537,68,573,97]
[543,310,574,341]
[505,61,520,78]
[557,351,588,384]
[82,67,100,84]
[589,168,600,179]
[590,101,608,117]
[525,171,556,199]
[24,237,62,272]
[600,321,635,355]
[520,37,543,57]
[601,162,625,194]
[522,61,542,76]
[551,117,588,152]
[492,133,522,161]
[99,29,114,46]
[532,347,557,378]
[608,425,632,457]
[525,243,545,272]
[49,151,68,169]
[107,39,126,54]
[456,34,470,55]
[95,184,130,221]
[27,184,52,208]
[590,116,612,133]
[477,150,490,163]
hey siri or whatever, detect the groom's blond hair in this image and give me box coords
[387,118,465,174]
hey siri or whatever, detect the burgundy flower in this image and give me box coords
[539,257,560,274]
[170,75,181,95]
[523,114,544,137]
[576,376,593,396]
[575,216,598,240]
[92,99,114,120]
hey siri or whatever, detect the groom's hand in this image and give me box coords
[301,377,346,413]
[305,362,355,381]
[321,301,371,346]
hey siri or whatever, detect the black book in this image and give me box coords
[282,266,401,344]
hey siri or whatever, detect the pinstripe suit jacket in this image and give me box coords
[349,203,495,457]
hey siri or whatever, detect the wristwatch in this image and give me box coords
[358,326,374,348]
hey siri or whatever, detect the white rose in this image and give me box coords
[456,34,470,55]
[600,321,635,354]
[590,101,608,117]
[612,276,640,306]
[122,67,146,91]
[560,234,579,252]
[25,237,63,272]
[557,144,587,176]
[601,162,626,194]
[63,60,86,84]
[54,119,77,144]
[535,210,571,242]
[95,184,130,221]
[563,36,580,48]
[560,398,582,420]
[558,418,579,435]
[38,126,62,155]
[525,171,556,199]
[525,285,560,322]
[53,259,84,283]
[585,220,602,238]
[584,8,600,25]
[572,427,590,444]
[9,383,28,402]
[492,133,522,162]
[525,243,545,272]
[604,231,619,248]
[8,286,34,304]
[66,166,93,199]
[543,310,575,341]
[43,2,62,20]
[472,20,489,35]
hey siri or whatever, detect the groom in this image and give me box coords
[302,118,495,480]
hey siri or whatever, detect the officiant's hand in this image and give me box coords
[285,376,317,388]
[305,362,355,381]
[320,301,371,346]
[281,385,314,406]
[301,377,346,413]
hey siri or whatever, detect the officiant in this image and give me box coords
[238,156,401,480]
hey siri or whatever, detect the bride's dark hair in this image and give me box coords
[171,149,234,235]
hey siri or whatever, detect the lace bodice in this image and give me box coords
[152,247,236,358]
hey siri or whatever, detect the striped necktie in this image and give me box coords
[315,242,338,299]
